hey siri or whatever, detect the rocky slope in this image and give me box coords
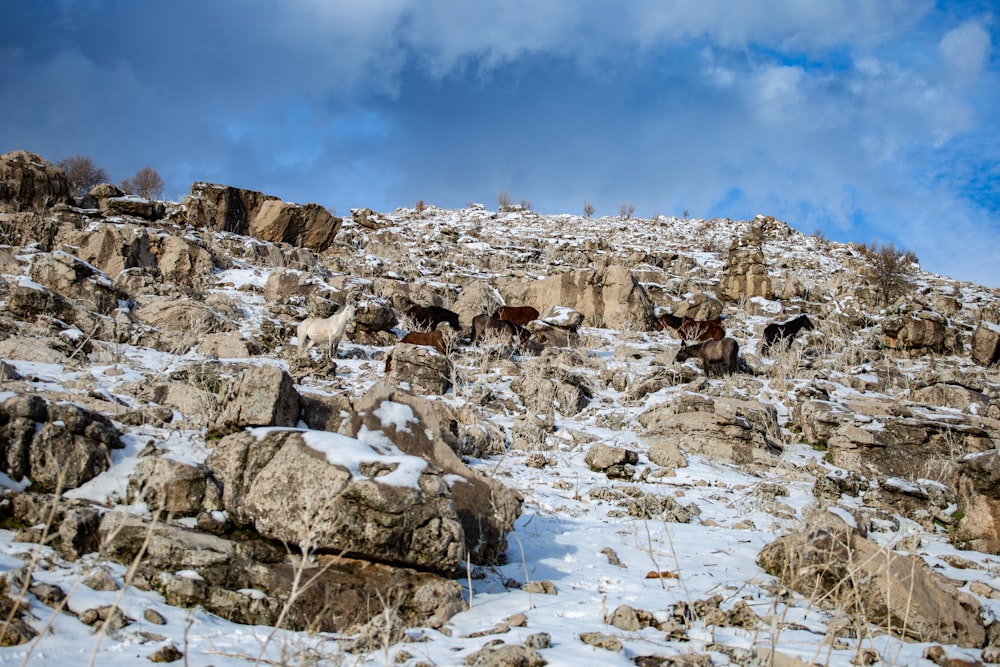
[0,149,998,666]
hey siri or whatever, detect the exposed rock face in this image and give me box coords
[881,310,956,355]
[150,234,215,292]
[757,516,985,648]
[249,200,342,252]
[127,457,223,518]
[671,292,724,320]
[510,372,590,416]
[342,383,523,566]
[0,394,122,492]
[638,397,781,465]
[501,265,656,330]
[0,150,71,211]
[100,196,166,220]
[955,451,1000,554]
[386,342,451,395]
[5,282,116,342]
[55,223,158,280]
[131,297,233,351]
[717,243,772,302]
[184,182,278,235]
[29,250,124,315]
[98,511,465,632]
[206,428,466,573]
[206,365,300,439]
[971,322,1000,367]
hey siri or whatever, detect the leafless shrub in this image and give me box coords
[583,201,595,218]
[497,191,512,211]
[858,241,918,306]
[619,202,635,220]
[57,155,109,199]
[119,166,165,199]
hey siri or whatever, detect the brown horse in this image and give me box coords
[655,313,726,342]
[406,304,461,331]
[384,329,448,372]
[674,337,740,376]
[471,314,530,344]
[761,314,815,354]
[493,305,540,326]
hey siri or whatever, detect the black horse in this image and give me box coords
[761,314,814,354]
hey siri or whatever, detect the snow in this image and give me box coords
[0,204,997,666]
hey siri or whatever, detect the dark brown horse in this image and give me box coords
[655,313,726,342]
[385,329,448,372]
[492,305,540,326]
[406,304,461,331]
[674,337,740,376]
[761,314,814,354]
[471,314,530,344]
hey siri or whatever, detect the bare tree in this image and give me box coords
[619,201,636,220]
[497,191,512,211]
[583,201,595,218]
[120,166,165,199]
[859,241,918,306]
[57,155,109,199]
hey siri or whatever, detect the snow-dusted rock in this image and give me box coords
[757,514,986,648]
[971,321,1000,367]
[206,365,299,438]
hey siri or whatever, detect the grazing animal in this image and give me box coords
[407,305,461,331]
[385,329,448,372]
[471,314,529,344]
[298,302,357,357]
[761,314,815,354]
[674,337,740,377]
[493,305,540,326]
[655,313,726,342]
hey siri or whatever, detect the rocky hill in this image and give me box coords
[0,149,998,666]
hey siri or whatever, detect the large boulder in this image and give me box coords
[385,342,451,395]
[98,512,465,632]
[0,150,71,211]
[0,394,123,492]
[971,322,1000,367]
[126,457,223,518]
[150,234,215,292]
[638,397,781,464]
[881,310,957,355]
[717,243,772,302]
[249,200,342,252]
[499,265,656,330]
[955,451,1000,554]
[5,281,116,342]
[206,365,300,439]
[184,182,278,235]
[131,297,233,351]
[206,428,466,574]
[758,515,985,648]
[343,383,523,566]
[29,250,124,315]
[56,223,159,281]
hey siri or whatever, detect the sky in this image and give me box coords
[1,1,998,287]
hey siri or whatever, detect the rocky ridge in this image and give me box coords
[0,150,998,665]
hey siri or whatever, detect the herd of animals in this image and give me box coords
[294,298,818,378]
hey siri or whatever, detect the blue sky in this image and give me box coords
[2,1,998,286]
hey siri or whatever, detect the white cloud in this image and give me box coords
[939,21,991,84]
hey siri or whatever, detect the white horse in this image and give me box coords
[297,301,357,357]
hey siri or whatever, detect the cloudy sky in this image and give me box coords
[2,1,998,286]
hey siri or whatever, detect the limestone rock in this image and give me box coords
[971,323,1000,367]
[206,365,300,438]
[955,451,1000,554]
[206,428,466,573]
[184,182,278,235]
[249,200,342,252]
[343,384,523,566]
[127,457,222,518]
[881,310,956,355]
[29,250,124,315]
[718,244,772,302]
[757,517,985,647]
[0,150,71,211]
[386,342,451,395]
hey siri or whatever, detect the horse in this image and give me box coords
[297,301,357,357]
[406,304,461,331]
[384,329,448,372]
[471,314,530,344]
[674,337,740,377]
[492,305,539,326]
[761,314,815,354]
[655,313,726,342]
